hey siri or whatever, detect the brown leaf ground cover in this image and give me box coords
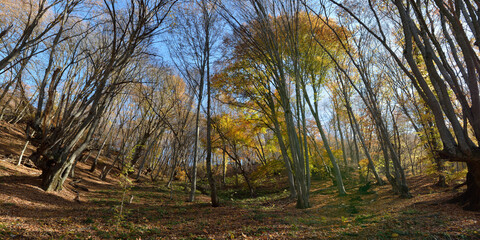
[0,122,479,239]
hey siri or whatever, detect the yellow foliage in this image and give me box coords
[357,158,369,176]
[359,158,369,168]
[174,168,186,181]
[250,160,285,183]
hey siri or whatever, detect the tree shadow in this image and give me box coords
[0,175,74,208]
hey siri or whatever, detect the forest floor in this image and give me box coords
[0,122,480,239]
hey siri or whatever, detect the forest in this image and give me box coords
[0,0,479,239]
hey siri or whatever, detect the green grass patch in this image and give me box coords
[90,198,120,206]
[401,209,419,215]
[342,232,359,237]
[298,217,325,226]
[354,214,376,224]
[345,205,359,214]
[96,230,112,239]
[251,210,270,221]
[83,217,94,224]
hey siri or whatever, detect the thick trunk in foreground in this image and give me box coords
[41,145,85,191]
[34,112,99,191]
[450,161,480,211]
[41,156,74,191]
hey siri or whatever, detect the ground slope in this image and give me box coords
[0,122,479,239]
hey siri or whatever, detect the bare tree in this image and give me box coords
[168,0,221,205]
[0,0,74,71]
[29,0,177,191]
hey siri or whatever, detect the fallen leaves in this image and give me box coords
[0,144,479,239]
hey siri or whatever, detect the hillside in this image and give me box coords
[0,122,479,239]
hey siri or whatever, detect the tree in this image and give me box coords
[292,13,347,195]
[0,0,72,71]
[29,0,177,191]
[316,0,480,208]
[220,0,313,208]
[213,111,266,196]
[168,0,221,205]
[331,72,384,185]
[302,4,411,197]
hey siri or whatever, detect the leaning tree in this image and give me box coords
[30,0,177,191]
[320,0,480,210]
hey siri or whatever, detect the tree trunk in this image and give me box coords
[345,104,384,185]
[306,95,346,195]
[100,156,120,181]
[188,86,203,202]
[42,158,73,191]
[350,122,360,167]
[222,142,227,186]
[225,149,255,197]
[90,149,102,173]
[378,134,399,194]
[238,161,254,197]
[42,144,86,191]
[204,3,219,207]
[309,133,334,180]
[271,110,297,199]
[81,150,91,163]
[70,151,82,178]
[284,107,311,208]
[136,134,160,180]
[315,117,347,196]
[434,158,447,187]
[302,78,346,196]
[450,161,480,211]
[166,143,179,188]
[130,133,150,168]
[17,140,30,166]
[205,57,219,207]
[336,112,348,168]
[0,81,19,121]
[37,109,100,191]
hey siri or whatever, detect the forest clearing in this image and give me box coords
[1,0,480,239]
